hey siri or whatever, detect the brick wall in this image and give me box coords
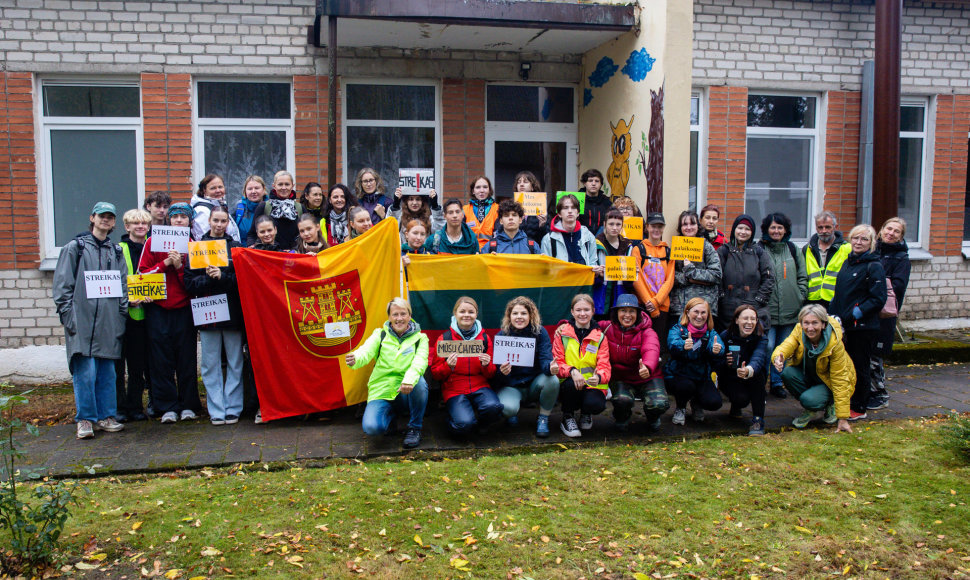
[705,86,748,225]
[905,258,970,321]
[442,79,487,198]
[0,72,40,270]
[294,75,336,188]
[142,73,193,200]
[929,94,970,255]
[824,91,862,229]
[0,271,62,348]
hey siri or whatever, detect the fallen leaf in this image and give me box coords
[413,534,423,546]
[164,570,181,579]
[132,521,143,531]
[201,547,222,557]
[74,562,99,570]
[794,525,814,535]
[286,555,304,568]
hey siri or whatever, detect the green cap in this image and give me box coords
[91,201,117,216]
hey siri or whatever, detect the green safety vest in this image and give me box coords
[119,242,144,321]
[804,243,850,303]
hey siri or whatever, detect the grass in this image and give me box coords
[34,417,968,579]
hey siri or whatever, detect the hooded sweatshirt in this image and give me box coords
[424,222,479,255]
[488,227,537,255]
[541,216,602,266]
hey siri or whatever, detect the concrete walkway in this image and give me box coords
[13,363,970,478]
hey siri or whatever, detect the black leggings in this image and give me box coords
[718,373,766,417]
[666,375,723,411]
[844,329,876,413]
[559,385,607,415]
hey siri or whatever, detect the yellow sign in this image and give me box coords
[604,256,638,282]
[514,191,547,216]
[622,216,643,240]
[188,240,230,269]
[127,273,167,301]
[671,236,705,262]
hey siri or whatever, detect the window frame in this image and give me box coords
[36,77,145,267]
[963,130,970,258]
[898,97,930,249]
[689,90,706,212]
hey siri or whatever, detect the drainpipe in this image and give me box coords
[871,0,901,228]
[328,16,338,188]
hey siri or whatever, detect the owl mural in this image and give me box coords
[607,115,634,199]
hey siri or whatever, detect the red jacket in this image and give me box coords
[598,314,660,385]
[430,328,496,400]
[137,236,189,309]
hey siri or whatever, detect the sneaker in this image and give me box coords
[535,415,550,438]
[130,412,148,422]
[210,417,226,426]
[95,417,124,432]
[849,410,867,422]
[506,415,519,427]
[403,428,421,449]
[160,411,178,424]
[225,415,239,425]
[823,404,838,424]
[146,405,156,419]
[672,408,686,426]
[748,417,765,436]
[691,405,705,423]
[866,397,889,411]
[770,385,788,399]
[579,414,593,430]
[76,420,94,439]
[792,410,818,429]
[180,409,198,421]
[254,409,263,425]
[648,417,662,432]
[560,415,581,438]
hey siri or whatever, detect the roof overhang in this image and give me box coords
[309,0,637,55]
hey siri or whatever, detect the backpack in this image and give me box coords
[630,240,671,264]
[74,234,123,275]
[487,238,537,254]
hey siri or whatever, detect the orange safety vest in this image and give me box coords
[463,202,499,250]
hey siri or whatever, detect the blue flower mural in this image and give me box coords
[583,88,593,107]
[588,56,618,88]
[621,48,656,82]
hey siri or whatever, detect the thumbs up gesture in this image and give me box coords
[638,360,651,380]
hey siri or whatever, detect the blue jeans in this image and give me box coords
[497,374,560,418]
[446,388,504,436]
[71,355,117,422]
[361,377,429,435]
[200,329,245,420]
[767,323,795,388]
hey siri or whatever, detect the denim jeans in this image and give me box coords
[497,374,560,418]
[446,387,504,435]
[767,323,795,388]
[71,354,117,422]
[361,377,429,435]
[200,329,245,420]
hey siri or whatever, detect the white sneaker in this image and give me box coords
[76,420,94,439]
[180,409,198,421]
[672,408,686,425]
[160,411,178,424]
[560,415,581,438]
[210,417,226,426]
[95,417,124,432]
[579,414,593,430]
[254,409,263,424]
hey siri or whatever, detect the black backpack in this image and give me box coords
[487,238,537,254]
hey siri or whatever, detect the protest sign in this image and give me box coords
[84,270,123,298]
[436,340,486,358]
[191,294,231,326]
[514,191,547,216]
[151,225,190,254]
[398,168,435,196]
[188,240,229,269]
[623,216,643,240]
[671,236,705,261]
[556,191,586,214]
[605,256,638,282]
[127,273,166,301]
[493,335,536,367]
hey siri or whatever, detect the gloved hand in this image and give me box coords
[852,306,863,320]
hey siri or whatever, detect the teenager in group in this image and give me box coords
[425,198,479,255]
[430,297,502,437]
[294,213,330,255]
[759,212,808,399]
[594,209,632,315]
[251,170,301,250]
[494,297,559,437]
[665,298,725,425]
[717,213,774,330]
[144,190,172,231]
[612,196,642,218]
[804,210,850,307]
[669,211,722,321]
[53,202,128,439]
[345,297,429,449]
[552,294,611,437]
[250,215,284,252]
[599,294,667,432]
[235,175,268,245]
[191,173,241,242]
[185,207,245,426]
[699,204,727,250]
[485,199,539,255]
[828,224,887,420]
[400,219,430,268]
[870,217,911,410]
[114,209,152,422]
[464,175,499,250]
[347,206,373,240]
[717,305,769,435]
[138,203,200,424]
[512,170,548,242]
[632,212,676,348]
[391,187,443,244]
[772,304,854,433]
[541,194,605,272]
[354,168,392,224]
[325,183,358,244]
[579,168,612,235]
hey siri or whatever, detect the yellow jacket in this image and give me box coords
[771,316,856,419]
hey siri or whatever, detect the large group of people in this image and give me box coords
[53,167,911,447]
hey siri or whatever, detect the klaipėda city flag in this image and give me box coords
[233,218,402,421]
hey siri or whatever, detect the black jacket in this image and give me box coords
[874,239,911,355]
[184,234,244,330]
[804,231,847,267]
[579,191,613,235]
[717,215,774,329]
[828,250,887,332]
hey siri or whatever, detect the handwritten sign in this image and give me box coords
[127,274,167,301]
[556,191,586,214]
[436,340,485,358]
[493,336,536,367]
[191,294,230,326]
[84,270,123,298]
[325,321,351,339]
[151,225,190,254]
[671,236,705,261]
[605,256,638,282]
[514,191,547,216]
[398,168,435,196]
[188,240,229,269]
[623,216,643,240]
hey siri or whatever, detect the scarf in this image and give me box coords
[329,209,349,242]
[470,197,493,222]
[269,198,298,221]
[687,322,708,340]
[449,316,482,340]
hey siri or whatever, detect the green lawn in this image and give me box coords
[44,418,970,579]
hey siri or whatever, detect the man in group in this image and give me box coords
[579,169,613,235]
[803,210,850,307]
[485,200,539,255]
[144,190,172,232]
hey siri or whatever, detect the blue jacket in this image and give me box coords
[487,228,538,255]
[716,328,768,383]
[493,326,554,390]
[664,323,725,382]
[234,197,263,243]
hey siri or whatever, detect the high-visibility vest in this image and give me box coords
[804,242,850,303]
[463,202,499,250]
[119,242,144,321]
[560,330,607,390]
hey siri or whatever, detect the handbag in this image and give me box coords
[880,278,898,318]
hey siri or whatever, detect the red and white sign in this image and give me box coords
[191,294,230,326]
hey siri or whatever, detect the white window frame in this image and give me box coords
[745,91,821,244]
[341,78,441,186]
[690,90,706,212]
[963,130,970,258]
[36,77,145,268]
[899,98,930,249]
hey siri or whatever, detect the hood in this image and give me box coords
[846,248,880,264]
[241,197,262,210]
[729,214,757,248]
[271,189,296,201]
[385,319,421,341]
[808,230,845,248]
[876,238,909,255]
[550,216,581,234]
[440,222,478,249]
[449,316,482,340]
[495,228,526,243]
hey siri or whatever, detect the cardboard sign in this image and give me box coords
[605,255,638,282]
[398,168,435,196]
[84,270,123,298]
[325,321,351,339]
[556,191,586,214]
[493,335,536,367]
[671,236,705,261]
[623,216,643,240]
[436,340,485,358]
[191,294,230,326]
[514,191,547,216]
[151,225,190,254]
[127,273,167,301]
[188,240,229,269]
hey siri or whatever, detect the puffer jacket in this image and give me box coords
[669,238,722,318]
[760,235,808,326]
[551,320,612,388]
[52,232,128,364]
[190,193,242,243]
[350,320,429,402]
[598,311,660,385]
[828,250,887,332]
[717,215,774,328]
[772,317,855,419]
[493,326,554,390]
[430,326,496,400]
[664,323,725,382]
[874,239,911,356]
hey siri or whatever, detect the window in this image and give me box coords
[689,92,703,212]
[39,80,144,257]
[898,102,927,245]
[195,80,293,209]
[343,82,438,193]
[745,94,818,239]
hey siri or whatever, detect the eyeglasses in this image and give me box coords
[850,236,871,242]
[362,178,376,184]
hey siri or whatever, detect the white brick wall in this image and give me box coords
[0,270,64,348]
[693,0,970,92]
[903,257,970,321]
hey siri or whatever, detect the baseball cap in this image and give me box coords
[646,212,665,225]
[91,201,117,216]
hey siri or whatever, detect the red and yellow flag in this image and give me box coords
[233,219,402,421]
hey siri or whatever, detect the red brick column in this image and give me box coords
[442,78,485,198]
[705,86,747,226]
[929,94,970,255]
[0,72,40,268]
[294,75,335,186]
[142,73,193,202]
[824,91,861,229]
